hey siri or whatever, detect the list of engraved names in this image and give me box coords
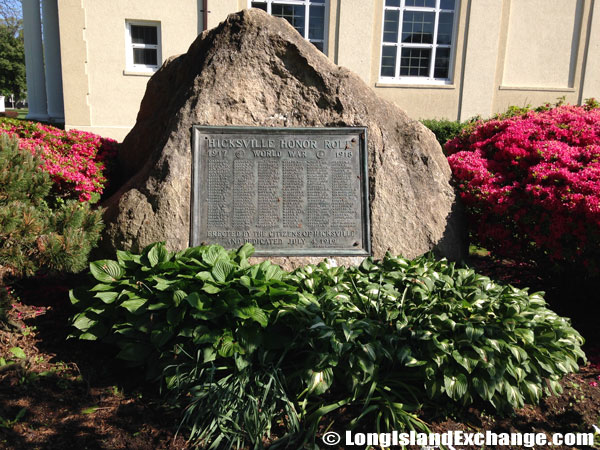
[196,131,368,255]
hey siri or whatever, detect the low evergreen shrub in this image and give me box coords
[0,135,103,276]
[70,243,585,447]
[420,118,468,150]
[446,102,600,273]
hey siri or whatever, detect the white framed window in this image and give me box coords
[249,0,328,53]
[125,20,162,73]
[380,0,458,84]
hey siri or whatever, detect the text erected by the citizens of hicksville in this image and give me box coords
[193,128,369,256]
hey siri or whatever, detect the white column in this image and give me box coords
[22,0,48,121]
[41,0,64,122]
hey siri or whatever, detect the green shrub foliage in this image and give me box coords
[0,135,103,276]
[420,118,469,150]
[70,243,586,447]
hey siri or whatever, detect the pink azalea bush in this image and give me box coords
[0,119,118,202]
[446,103,600,272]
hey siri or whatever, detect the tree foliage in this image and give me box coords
[0,0,24,98]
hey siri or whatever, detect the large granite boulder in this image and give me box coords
[102,8,466,267]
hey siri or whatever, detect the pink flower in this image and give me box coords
[0,120,118,202]
[446,104,600,271]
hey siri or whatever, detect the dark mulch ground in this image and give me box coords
[0,255,599,450]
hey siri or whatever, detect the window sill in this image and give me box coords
[498,85,576,93]
[375,82,456,89]
[123,70,155,77]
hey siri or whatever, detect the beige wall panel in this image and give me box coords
[57,0,91,127]
[459,0,504,120]
[207,0,245,29]
[336,0,375,83]
[373,87,460,120]
[494,89,580,114]
[75,0,199,138]
[502,0,583,89]
[582,0,600,101]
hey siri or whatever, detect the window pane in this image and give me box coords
[434,47,450,78]
[131,25,157,45]
[133,48,158,66]
[405,0,435,7]
[400,47,431,76]
[380,46,397,77]
[251,2,268,11]
[272,3,305,37]
[385,0,400,6]
[309,5,324,40]
[383,9,399,43]
[311,0,325,3]
[311,41,324,52]
[437,12,454,45]
[402,11,434,44]
[440,0,455,10]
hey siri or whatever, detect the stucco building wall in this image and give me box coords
[23,0,600,140]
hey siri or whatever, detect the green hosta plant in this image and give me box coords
[70,243,586,447]
[69,242,297,379]
[298,254,586,412]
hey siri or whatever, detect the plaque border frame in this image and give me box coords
[190,125,371,257]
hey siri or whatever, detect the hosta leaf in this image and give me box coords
[306,368,334,395]
[117,342,152,362]
[147,243,170,267]
[151,329,174,348]
[444,372,468,400]
[545,378,563,396]
[237,242,255,259]
[202,283,221,294]
[202,246,226,266]
[72,313,96,331]
[120,298,147,313]
[167,307,185,326]
[89,260,124,283]
[212,260,235,283]
[185,292,205,310]
[89,283,116,292]
[503,382,524,409]
[471,345,488,363]
[265,263,284,281]
[472,376,492,401]
[464,323,483,341]
[397,346,411,364]
[236,306,268,327]
[147,302,169,311]
[426,378,442,398]
[194,271,215,282]
[362,342,376,361]
[218,335,235,357]
[116,250,142,269]
[69,288,87,305]
[93,291,118,304]
[521,380,542,404]
[514,328,535,345]
[452,350,474,373]
[172,290,186,305]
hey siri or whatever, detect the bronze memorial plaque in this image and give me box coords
[191,126,370,256]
